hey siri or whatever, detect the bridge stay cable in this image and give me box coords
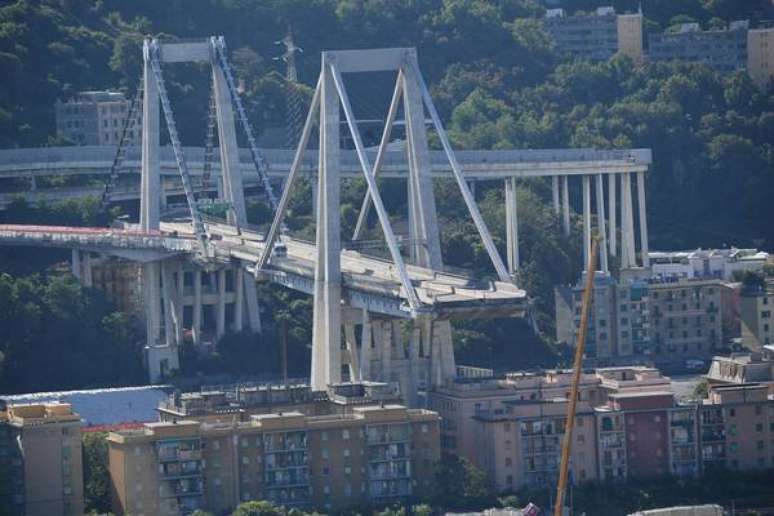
[255,76,322,273]
[147,40,209,255]
[100,81,143,210]
[409,59,512,283]
[351,69,404,241]
[211,36,279,212]
[329,63,421,311]
[201,78,217,194]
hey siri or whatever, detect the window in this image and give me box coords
[729,408,736,417]
[505,457,512,466]
[242,456,249,465]
[756,423,763,432]
[421,423,429,433]
[342,429,350,440]
[757,440,765,450]
[730,442,739,453]
[322,448,329,459]
[763,311,772,319]
[344,448,350,457]
[321,431,328,441]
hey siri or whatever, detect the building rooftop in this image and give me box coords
[1,402,82,426]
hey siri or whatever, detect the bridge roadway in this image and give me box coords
[0,221,528,320]
[0,145,651,207]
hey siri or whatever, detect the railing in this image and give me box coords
[0,145,653,171]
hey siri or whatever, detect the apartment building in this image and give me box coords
[740,280,774,349]
[648,248,770,282]
[473,397,598,491]
[595,391,688,481]
[556,271,726,367]
[428,369,611,459]
[157,381,403,424]
[543,7,644,62]
[0,402,84,516]
[699,384,774,472]
[706,351,774,395]
[649,279,723,362]
[107,404,440,515]
[649,21,749,72]
[55,90,139,146]
[748,27,774,89]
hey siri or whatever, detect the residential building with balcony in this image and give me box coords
[107,403,439,514]
[648,21,749,72]
[158,381,402,424]
[428,368,610,459]
[473,397,598,492]
[748,27,774,89]
[699,384,774,472]
[55,90,139,146]
[648,278,723,363]
[543,7,644,63]
[0,401,84,516]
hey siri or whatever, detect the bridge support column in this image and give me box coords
[311,57,342,391]
[243,276,261,333]
[562,175,570,236]
[359,309,372,380]
[213,55,247,224]
[142,263,162,347]
[505,177,519,275]
[216,269,226,338]
[234,268,244,332]
[193,270,202,346]
[71,249,81,280]
[595,174,609,273]
[637,171,649,268]
[403,62,442,269]
[582,175,591,272]
[343,322,360,382]
[140,39,161,232]
[29,175,36,191]
[608,173,617,258]
[621,172,636,269]
[552,175,560,215]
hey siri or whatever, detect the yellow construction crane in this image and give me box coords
[554,237,599,516]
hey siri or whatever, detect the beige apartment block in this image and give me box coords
[748,28,774,89]
[617,13,645,63]
[429,370,606,460]
[108,404,439,515]
[473,398,599,491]
[0,402,85,516]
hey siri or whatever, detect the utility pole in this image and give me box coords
[275,24,304,149]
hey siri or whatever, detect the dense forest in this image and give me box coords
[0,0,773,391]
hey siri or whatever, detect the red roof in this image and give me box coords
[82,422,145,433]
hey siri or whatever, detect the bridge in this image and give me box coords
[0,40,653,405]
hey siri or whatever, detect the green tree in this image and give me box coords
[433,454,495,511]
[82,432,111,514]
[231,500,287,516]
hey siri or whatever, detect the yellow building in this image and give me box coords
[748,28,774,90]
[108,404,440,515]
[617,13,645,64]
[0,402,84,516]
